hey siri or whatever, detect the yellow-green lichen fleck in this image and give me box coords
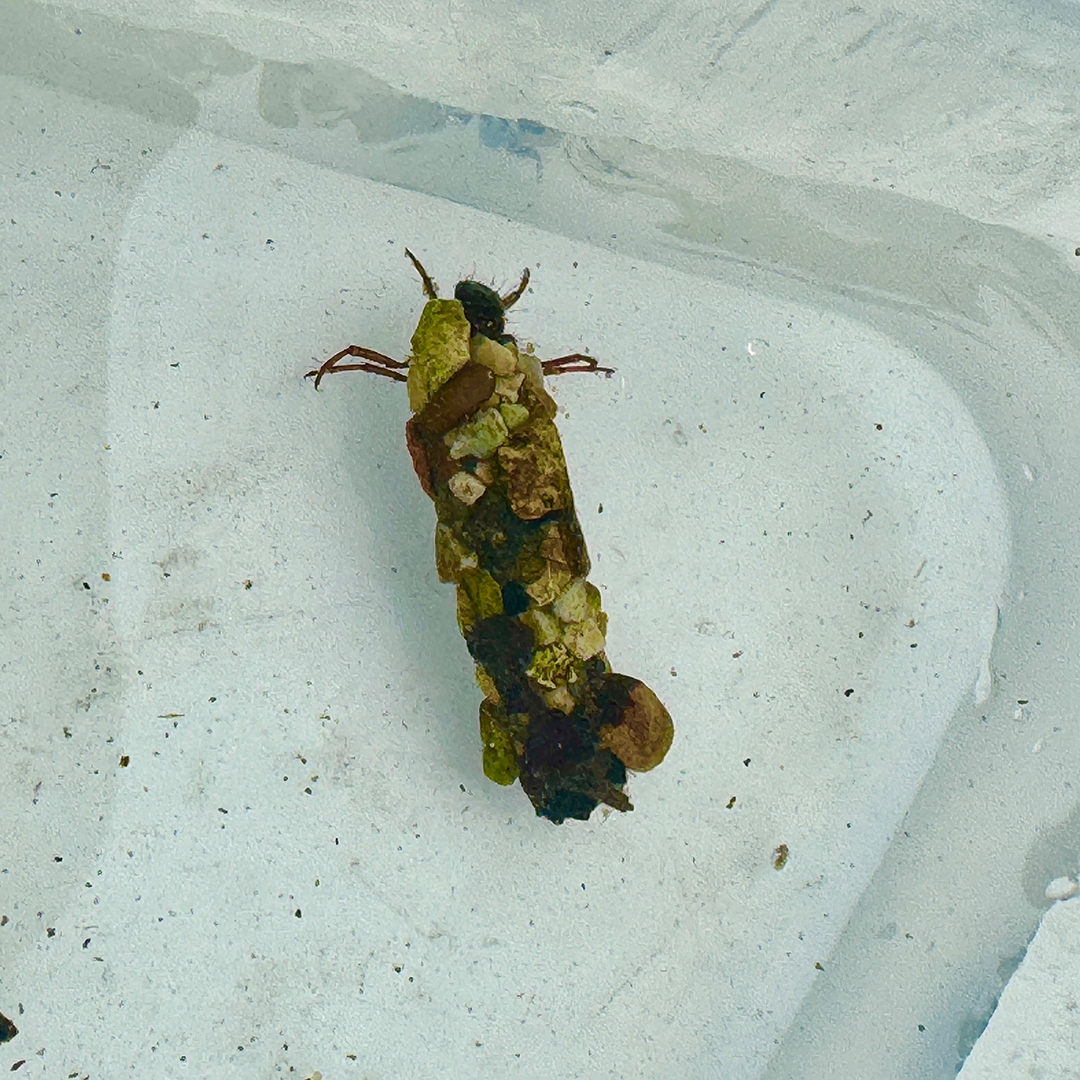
[407,299,472,412]
[526,642,577,689]
[447,407,509,459]
[479,699,519,785]
[499,402,530,430]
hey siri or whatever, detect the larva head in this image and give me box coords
[454,280,507,340]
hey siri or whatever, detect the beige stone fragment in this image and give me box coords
[470,335,518,375]
[448,471,487,505]
[543,685,577,714]
[520,606,561,646]
[566,619,606,661]
[494,372,526,400]
[497,421,570,519]
[553,578,588,624]
[525,565,573,606]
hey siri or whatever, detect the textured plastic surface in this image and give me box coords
[2,1,1080,1077]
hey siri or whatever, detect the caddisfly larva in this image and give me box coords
[308,250,673,823]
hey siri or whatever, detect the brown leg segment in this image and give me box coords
[541,353,615,377]
[404,248,438,299]
[305,346,409,389]
[500,268,531,309]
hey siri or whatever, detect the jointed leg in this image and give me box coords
[541,353,615,377]
[500,268,531,310]
[306,345,409,389]
[404,248,438,300]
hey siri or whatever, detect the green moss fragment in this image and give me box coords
[474,663,500,703]
[407,299,472,412]
[499,402,530,430]
[434,523,478,583]
[447,407,509,459]
[479,699,519,785]
[455,568,503,635]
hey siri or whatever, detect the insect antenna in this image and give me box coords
[404,248,438,299]
[500,267,531,310]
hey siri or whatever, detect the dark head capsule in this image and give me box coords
[454,279,506,340]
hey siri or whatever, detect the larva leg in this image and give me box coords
[404,248,438,299]
[541,353,615,376]
[500,268,531,309]
[305,346,409,389]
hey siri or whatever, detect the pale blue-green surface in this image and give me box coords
[2,2,1079,1077]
